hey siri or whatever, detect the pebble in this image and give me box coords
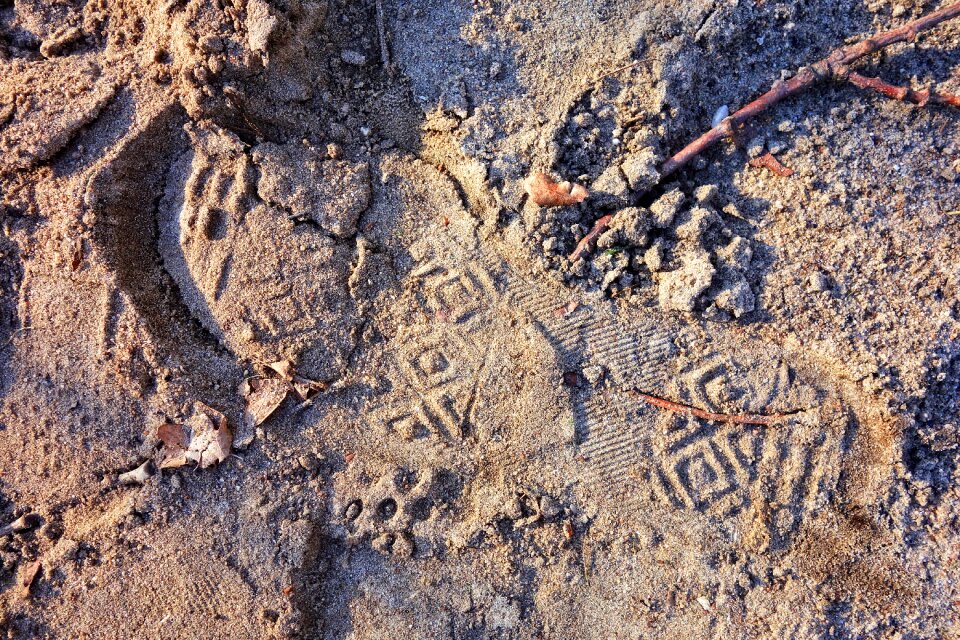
[712,105,730,128]
[542,237,559,253]
[340,50,367,66]
[746,136,766,158]
[767,138,787,155]
[808,271,831,292]
[539,496,562,520]
[583,365,606,385]
[693,184,719,205]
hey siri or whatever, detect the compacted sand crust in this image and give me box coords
[1,0,960,638]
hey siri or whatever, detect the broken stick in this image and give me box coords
[570,2,960,262]
[632,390,794,426]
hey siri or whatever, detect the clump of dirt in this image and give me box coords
[1,0,960,638]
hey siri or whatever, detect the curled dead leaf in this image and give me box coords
[241,377,290,430]
[523,172,588,207]
[267,360,295,382]
[157,422,189,450]
[158,403,232,470]
[292,375,328,401]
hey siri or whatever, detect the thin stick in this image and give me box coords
[375,0,392,76]
[568,2,960,262]
[632,390,794,425]
[593,58,649,87]
[749,151,795,177]
[847,71,960,107]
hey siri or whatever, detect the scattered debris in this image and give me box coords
[118,460,155,485]
[632,390,795,425]
[697,596,713,612]
[749,151,795,177]
[157,403,233,469]
[571,2,960,261]
[0,513,42,537]
[563,521,574,540]
[523,172,588,207]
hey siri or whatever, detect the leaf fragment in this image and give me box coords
[523,172,588,207]
[157,403,232,470]
[241,377,290,430]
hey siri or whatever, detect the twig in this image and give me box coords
[847,71,960,107]
[632,390,795,425]
[593,58,649,87]
[749,151,795,177]
[568,2,960,263]
[375,0,392,76]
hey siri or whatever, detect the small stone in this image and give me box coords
[808,271,831,292]
[712,105,730,128]
[777,120,796,133]
[767,139,787,155]
[298,454,320,473]
[621,147,661,192]
[340,49,367,66]
[746,136,766,158]
[542,237,559,253]
[583,365,606,385]
[539,496,562,520]
[693,184,719,205]
[650,189,685,228]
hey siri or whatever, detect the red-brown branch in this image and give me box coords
[568,1,960,263]
[632,391,794,426]
[847,71,960,107]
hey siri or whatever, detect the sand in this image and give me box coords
[1,0,960,638]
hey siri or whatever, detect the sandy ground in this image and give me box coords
[1,0,960,638]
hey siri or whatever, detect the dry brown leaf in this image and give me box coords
[292,375,329,401]
[157,422,189,450]
[158,403,232,469]
[20,560,41,598]
[267,360,296,382]
[241,377,290,429]
[523,172,588,207]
